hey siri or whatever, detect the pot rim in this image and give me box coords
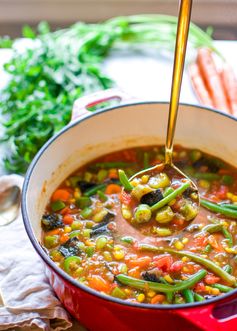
[22,101,237,311]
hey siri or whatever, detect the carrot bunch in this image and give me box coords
[189,48,237,116]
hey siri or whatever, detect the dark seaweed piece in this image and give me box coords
[183,187,196,199]
[90,211,115,237]
[192,157,223,173]
[41,213,64,231]
[91,224,109,237]
[77,180,97,193]
[140,189,163,206]
[142,270,161,283]
[59,237,82,257]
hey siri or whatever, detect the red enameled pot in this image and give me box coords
[22,89,237,331]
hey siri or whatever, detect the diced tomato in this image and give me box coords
[172,218,185,226]
[123,150,137,162]
[170,260,184,273]
[120,190,132,205]
[153,255,173,272]
[194,234,208,248]
[63,214,74,225]
[60,207,70,215]
[205,274,220,285]
[194,281,205,293]
[128,266,140,278]
[51,189,71,202]
[128,256,152,269]
[216,185,228,199]
[88,275,111,293]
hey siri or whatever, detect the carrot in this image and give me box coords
[88,275,110,292]
[51,189,70,202]
[151,294,166,304]
[108,169,118,179]
[189,63,214,108]
[128,256,152,269]
[221,64,237,116]
[196,48,230,114]
[59,233,70,244]
[63,214,74,225]
[105,184,121,195]
[128,266,141,278]
[46,228,62,236]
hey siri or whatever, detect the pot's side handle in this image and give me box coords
[176,299,237,331]
[71,88,135,122]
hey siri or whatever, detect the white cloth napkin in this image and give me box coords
[0,175,72,331]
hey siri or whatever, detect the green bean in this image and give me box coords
[211,284,233,293]
[163,187,175,197]
[220,203,237,211]
[138,244,236,286]
[97,190,108,202]
[223,265,232,274]
[116,270,207,293]
[222,175,234,186]
[159,277,174,303]
[204,244,212,253]
[118,169,133,191]
[150,182,190,212]
[200,199,237,219]
[194,173,221,181]
[89,162,134,169]
[84,184,106,197]
[202,223,223,234]
[182,289,194,303]
[194,293,205,302]
[143,152,150,169]
[222,227,233,246]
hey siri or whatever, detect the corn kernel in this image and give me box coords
[103,251,112,262]
[183,266,189,273]
[174,240,184,250]
[227,192,237,202]
[211,288,220,295]
[164,275,173,283]
[122,206,132,220]
[130,179,140,187]
[182,237,189,244]
[113,249,125,260]
[168,199,176,206]
[199,180,210,189]
[137,293,145,303]
[225,247,237,254]
[124,289,132,296]
[69,198,76,204]
[74,191,81,199]
[141,175,149,184]
[64,226,72,233]
[147,290,156,298]
[182,256,190,262]
[205,286,212,294]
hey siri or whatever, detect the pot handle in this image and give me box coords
[176,297,237,331]
[71,88,135,122]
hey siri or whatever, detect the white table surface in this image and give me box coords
[0,40,236,330]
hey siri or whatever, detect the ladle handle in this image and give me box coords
[165,0,192,165]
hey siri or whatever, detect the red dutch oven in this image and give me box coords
[22,88,237,331]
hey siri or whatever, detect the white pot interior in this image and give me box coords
[24,103,237,240]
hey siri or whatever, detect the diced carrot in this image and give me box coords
[105,184,121,195]
[194,234,207,248]
[151,294,166,304]
[128,256,152,269]
[46,228,63,236]
[196,48,230,114]
[205,274,220,285]
[208,234,221,251]
[88,275,111,293]
[59,233,70,244]
[221,64,237,116]
[108,169,118,179]
[63,214,74,225]
[51,189,71,202]
[153,255,173,272]
[189,63,214,107]
[60,207,70,215]
[128,267,140,278]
